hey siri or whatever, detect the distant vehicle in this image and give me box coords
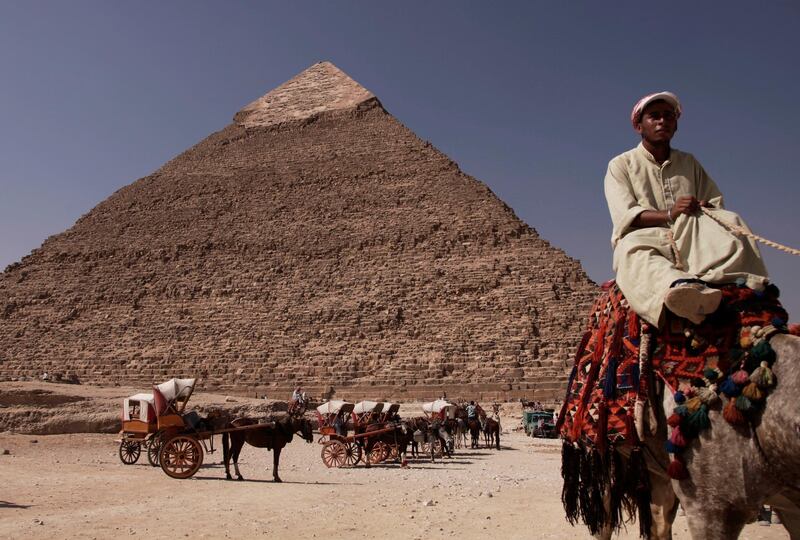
[523,410,557,438]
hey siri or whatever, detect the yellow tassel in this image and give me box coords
[685,396,702,413]
[741,382,764,401]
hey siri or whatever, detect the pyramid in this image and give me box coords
[0,62,597,400]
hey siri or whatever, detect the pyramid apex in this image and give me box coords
[236,62,377,128]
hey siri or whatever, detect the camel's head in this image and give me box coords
[757,334,800,489]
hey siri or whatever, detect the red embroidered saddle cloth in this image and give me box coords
[558,281,787,447]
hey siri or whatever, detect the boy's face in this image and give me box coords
[636,100,678,143]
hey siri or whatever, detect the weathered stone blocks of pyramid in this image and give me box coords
[0,62,597,401]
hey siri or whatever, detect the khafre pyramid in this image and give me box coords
[0,62,598,401]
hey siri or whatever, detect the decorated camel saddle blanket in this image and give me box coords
[556,280,792,536]
[559,279,790,453]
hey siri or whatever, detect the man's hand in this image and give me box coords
[669,195,707,220]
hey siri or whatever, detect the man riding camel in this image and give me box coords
[604,91,769,326]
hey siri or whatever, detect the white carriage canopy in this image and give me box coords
[123,393,155,422]
[153,377,196,414]
[422,400,457,418]
[382,403,400,415]
[353,401,384,414]
[316,400,354,416]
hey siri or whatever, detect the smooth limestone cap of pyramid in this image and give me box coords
[235,61,377,128]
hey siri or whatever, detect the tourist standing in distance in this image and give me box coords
[604,92,769,326]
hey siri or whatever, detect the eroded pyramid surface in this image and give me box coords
[0,62,597,400]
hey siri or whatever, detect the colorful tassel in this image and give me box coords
[735,395,753,412]
[669,427,687,447]
[750,361,775,389]
[750,341,772,360]
[603,357,617,398]
[624,412,637,445]
[597,402,608,454]
[741,382,764,402]
[723,399,746,425]
[732,369,750,385]
[694,385,719,405]
[720,377,741,397]
[667,413,682,427]
[667,458,689,480]
[674,404,689,416]
[684,396,702,413]
[665,440,681,454]
[686,404,711,433]
[703,368,719,381]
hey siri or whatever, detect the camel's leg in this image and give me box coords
[767,490,800,540]
[682,504,750,540]
[272,447,282,483]
[222,433,232,480]
[649,471,679,540]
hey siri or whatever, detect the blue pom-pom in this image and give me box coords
[720,377,741,397]
[665,441,681,454]
[735,277,747,287]
[772,317,786,327]
[674,391,686,404]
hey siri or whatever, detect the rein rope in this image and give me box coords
[701,207,800,256]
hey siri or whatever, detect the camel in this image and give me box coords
[222,414,314,482]
[628,333,800,540]
[560,284,800,539]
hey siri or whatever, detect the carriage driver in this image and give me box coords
[604,92,769,327]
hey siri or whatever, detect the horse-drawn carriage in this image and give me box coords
[315,400,405,467]
[418,400,457,456]
[118,377,278,479]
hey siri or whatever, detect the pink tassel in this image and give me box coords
[669,427,687,448]
[732,369,750,385]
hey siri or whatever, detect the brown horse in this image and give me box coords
[222,415,314,482]
[483,417,501,450]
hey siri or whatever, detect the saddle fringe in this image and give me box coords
[561,442,653,539]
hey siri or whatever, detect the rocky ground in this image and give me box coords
[0,382,789,539]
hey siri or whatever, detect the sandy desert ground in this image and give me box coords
[0,383,790,540]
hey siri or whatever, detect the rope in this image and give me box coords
[666,229,685,270]
[701,207,800,256]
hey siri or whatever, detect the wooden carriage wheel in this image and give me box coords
[343,442,362,467]
[388,444,400,462]
[118,440,141,464]
[321,441,347,468]
[159,435,204,479]
[421,439,443,457]
[146,434,163,467]
[369,441,389,463]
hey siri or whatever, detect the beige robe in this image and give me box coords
[604,143,768,326]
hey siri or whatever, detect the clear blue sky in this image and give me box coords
[2,1,799,317]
